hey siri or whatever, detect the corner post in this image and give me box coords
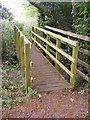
[70,42,79,88]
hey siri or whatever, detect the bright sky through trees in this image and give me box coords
[0,0,27,19]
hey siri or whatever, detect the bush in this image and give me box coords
[1,20,18,64]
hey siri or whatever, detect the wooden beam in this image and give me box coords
[70,42,79,88]
[79,48,90,56]
[77,69,90,82]
[45,25,90,42]
[55,38,61,71]
[32,26,77,47]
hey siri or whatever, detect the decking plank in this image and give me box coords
[30,44,71,92]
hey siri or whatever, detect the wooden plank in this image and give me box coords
[77,69,90,82]
[25,43,30,93]
[32,31,75,63]
[31,26,77,47]
[30,45,71,92]
[70,42,79,88]
[45,25,90,42]
[46,34,50,60]
[39,84,70,92]
[31,37,74,78]
[79,48,90,56]
[38,82,69,89]
[55,38,61,70]
[78,58,90,69]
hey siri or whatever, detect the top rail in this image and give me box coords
[14,25,31,44]
[45,25,90,42]
[32,25,77,47]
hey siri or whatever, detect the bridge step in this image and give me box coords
[30,45,71,92]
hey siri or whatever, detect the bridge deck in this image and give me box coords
[30,45,71,92]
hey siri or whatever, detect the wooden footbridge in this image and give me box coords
[14,25,90,93]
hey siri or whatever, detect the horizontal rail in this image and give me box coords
[32,31,75,63]
[32,25,77,47]
[78,59,90,70]
[45,25,90,42]
[77,69,89,82]
[31,37,74,78]
[79,48,90,56]
[15,25,31,44]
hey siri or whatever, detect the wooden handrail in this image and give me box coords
[45,25,90,82]
[32,31,75,63]
[31,25,77,47]
[14,25,32,93]
[31,26,79,88]
[45,25,90,42]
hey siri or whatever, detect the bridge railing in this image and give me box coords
[14,25,32,93]
[31,26,79,88]
[45,25,90,82]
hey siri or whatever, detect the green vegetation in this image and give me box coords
[2,63,25,109]
[72,2,90,36]
[1,3,39,110]
[38,2,72,30]
[1,1,89,110]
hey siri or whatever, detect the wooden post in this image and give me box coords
[31,27,34,43]
[16,31,20,59]
[19,34,21,65]
[15,29,18,58]
[36,28,38,47]
[55,38,61,71]
[14,26,16,47]
[25,43,30,93]
[17,32,21,64]
[46,34,50,60]
[20,36,25,77]
[70,42,79,88]
[40,31,43,53]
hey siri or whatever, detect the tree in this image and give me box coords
[37,2,73,30]
[72,2,90,36]
[27,1,52,17]
[0,3,13,22]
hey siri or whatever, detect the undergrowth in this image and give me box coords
[2,62,40,110]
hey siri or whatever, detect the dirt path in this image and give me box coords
[2,88,88,118]
[2,63,88,119]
